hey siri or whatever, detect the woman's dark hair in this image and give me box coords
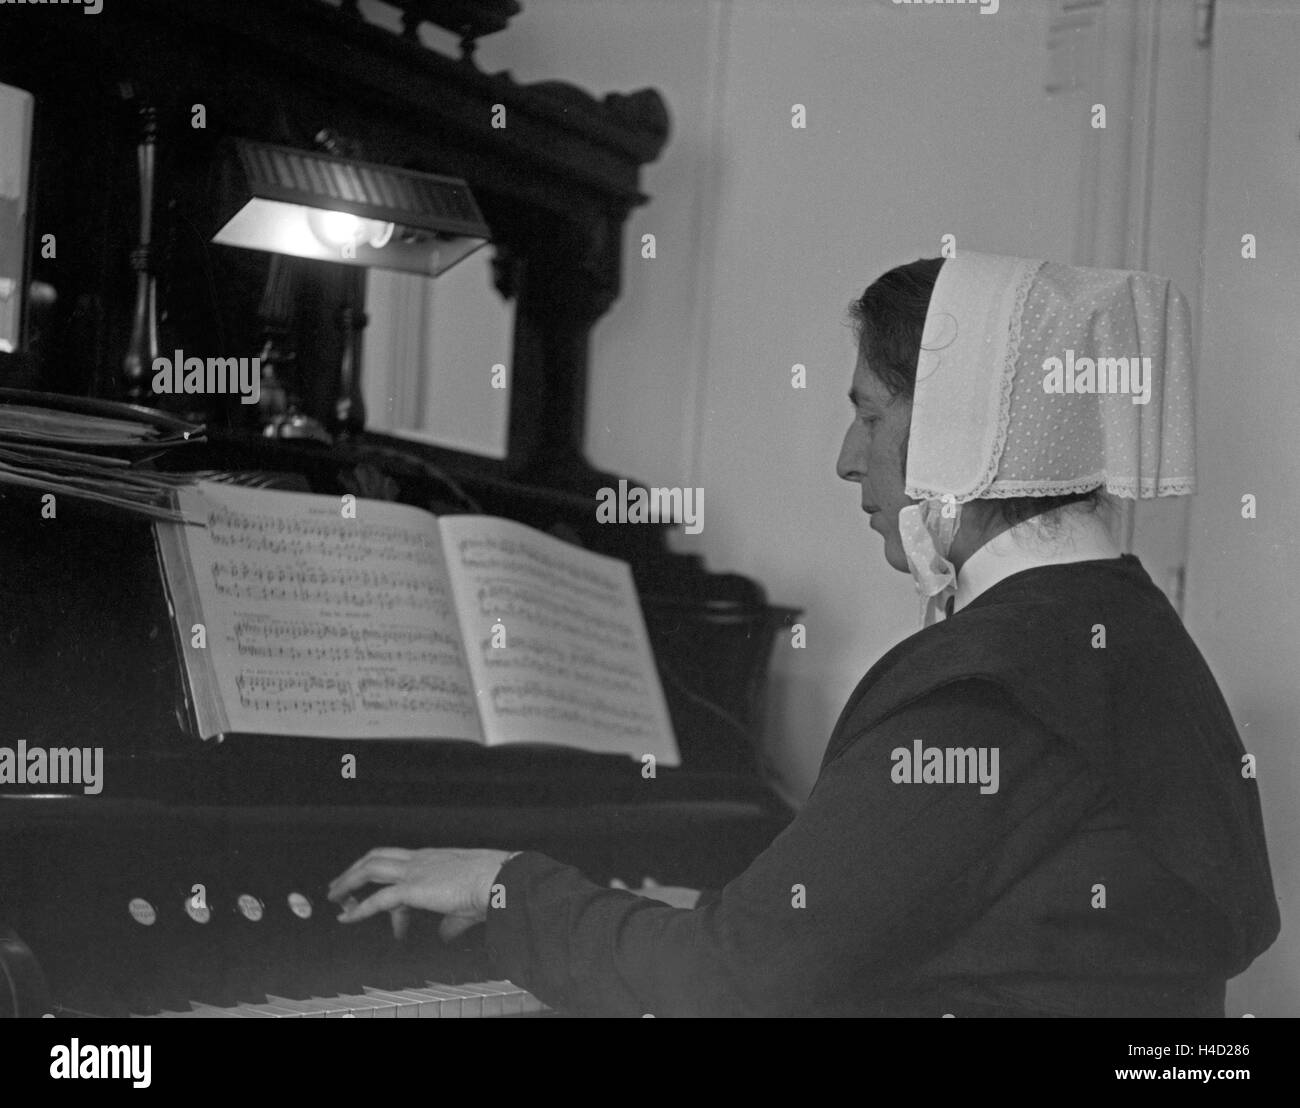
[847,257,1101,529]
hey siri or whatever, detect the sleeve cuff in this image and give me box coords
[482,850,555,990]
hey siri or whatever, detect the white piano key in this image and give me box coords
[371,993,447,1019]
[517,988,545,1014]
[236,1001,305,1018]
[360,987,425,1018]
[437,984,489,1017]
[330,993,396,1017]
[294,994,356,1017]
[451,980,506,1017]
[451,980,506,1016]
[264,995,332,1017]
[189,1001,279,1018]
[477,981,525,1017]
[183,1004,246,1018]
[400,985,458,1017]
[335,992,399,1018]
[504,983,533,1016]
[426,988,483,1019]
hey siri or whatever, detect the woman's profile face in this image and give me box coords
[836,353,916,573]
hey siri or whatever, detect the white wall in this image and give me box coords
[1185,0,1300,1019]
[364,254,514,458]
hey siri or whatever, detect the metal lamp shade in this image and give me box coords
[212,139,491,276]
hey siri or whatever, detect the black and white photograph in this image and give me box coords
[0,0,1294,1081]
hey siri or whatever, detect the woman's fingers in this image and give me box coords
[390,905,411,941]
[327,851,410,902]
[438,915,478,943]
[337,883,406,923]
[330,846,410,873]
[361,848,415,861]
[328,846,512,930]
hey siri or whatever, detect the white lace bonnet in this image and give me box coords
[897,252,1197,613]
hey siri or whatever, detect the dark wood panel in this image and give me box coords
[0,0,670,484]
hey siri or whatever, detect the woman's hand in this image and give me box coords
[327,847,515,942]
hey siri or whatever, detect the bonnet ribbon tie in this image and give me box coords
[898,499,959,628]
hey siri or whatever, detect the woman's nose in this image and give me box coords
[836,425,864,482]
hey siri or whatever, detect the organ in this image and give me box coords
[0,0,795,1018]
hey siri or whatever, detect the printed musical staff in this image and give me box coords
[472,580,634,652]
[211,559,444,612]
[439,515,679,762]
[233,669,476,719]
[456,535,624,600]
[478,634,645,698]
[207,506,443,568]
[232,618,462,667]
[174,482,482,740]
[489,680,659,741]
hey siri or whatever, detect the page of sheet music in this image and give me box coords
[169,481,482,741]
[438,514,680,765]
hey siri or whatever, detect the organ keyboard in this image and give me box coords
[1,813,554,1019]
[146,982,547,1018]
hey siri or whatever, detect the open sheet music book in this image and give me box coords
[154,480,680,765]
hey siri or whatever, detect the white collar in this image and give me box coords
[952,507,1123,614]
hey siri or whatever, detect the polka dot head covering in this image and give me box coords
[896,252,1196,616]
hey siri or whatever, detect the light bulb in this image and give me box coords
[367,221,396,249]
[311,209,366,247]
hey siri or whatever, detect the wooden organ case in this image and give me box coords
[0,0,795,1017]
